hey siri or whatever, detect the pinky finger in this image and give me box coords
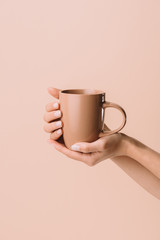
[50,128,62,140]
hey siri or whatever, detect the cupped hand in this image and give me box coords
[43,87,127,166]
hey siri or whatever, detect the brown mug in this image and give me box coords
[59,89,127,149]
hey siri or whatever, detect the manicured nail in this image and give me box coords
[56,129,62,135]
[54,110,61,117]
[71,144,80,151]
[53,102,58,109]
[56,121,62,127]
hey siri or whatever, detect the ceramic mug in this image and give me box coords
[59,89,127,149]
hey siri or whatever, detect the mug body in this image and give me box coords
[59,89,105,149]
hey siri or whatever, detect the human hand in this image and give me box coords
[43,87,63,140]
[44,87,128,166]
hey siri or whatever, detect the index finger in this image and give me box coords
[45,101,60,112]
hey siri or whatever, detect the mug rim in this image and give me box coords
[60,89,105,95]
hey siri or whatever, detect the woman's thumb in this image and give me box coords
[47,87,61,99]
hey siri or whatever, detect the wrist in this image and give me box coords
[120,134,143,158]
[118,133,133,157]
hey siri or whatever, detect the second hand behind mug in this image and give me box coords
[59,89,127,149]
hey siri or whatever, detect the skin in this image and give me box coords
[43,87,160,200]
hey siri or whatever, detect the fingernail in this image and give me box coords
[54,110,61,117]
[56,121,62,127]
[71,144,80,151]
[53,102,58,109]
[56,129,62,135]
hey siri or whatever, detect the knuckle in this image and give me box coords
[52,122,58,131]
[87,161,94,167]
[43,123,50,133]
[84,158,94,167]
[43,112,53,123]
[43,113,47,121]
[53,130,58,136]
[45,104,49,111]
[43,113,51,122]
[43,124,47,132]
[82,145,89,153]
[50,131,59,140]
[50,132,56,140]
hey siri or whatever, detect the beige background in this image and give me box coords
[0,0,160,239]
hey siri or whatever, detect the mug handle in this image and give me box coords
[98,101,127,137]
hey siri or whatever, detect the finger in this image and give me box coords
[49,129,63,140]
[43,110,62,123]
[43,120,62,133]
[45,101,60,112]
[104,124,111,131]
[48,87,61,99]
[48,139,92,164]
[70,138,103,153]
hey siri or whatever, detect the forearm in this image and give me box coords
[122,134,160,179]
[111,155,160,200]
